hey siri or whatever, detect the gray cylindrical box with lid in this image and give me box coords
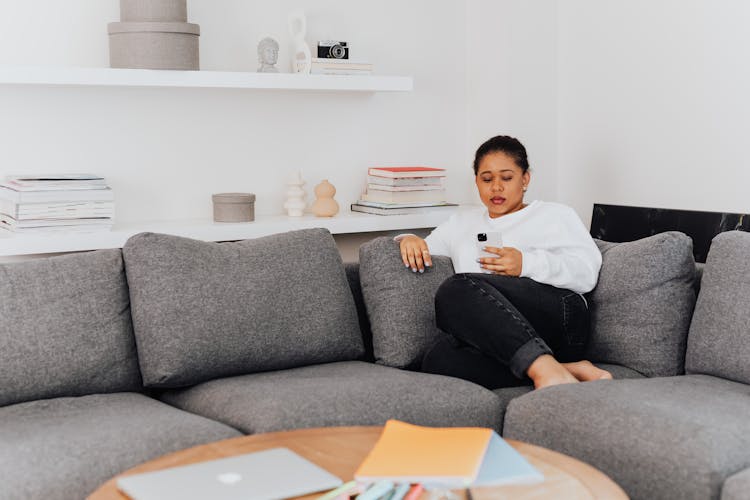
[212,193,256,223]
[109,0,200,70]
[120,0,188,22]
[108,22,200,70]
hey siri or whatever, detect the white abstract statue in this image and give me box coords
[257,37,280,73]
[284,170,307,217]
[288,10,311,74]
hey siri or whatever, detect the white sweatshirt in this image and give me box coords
[420,201,602,294]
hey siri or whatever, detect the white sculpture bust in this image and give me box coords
[257,37,280,73]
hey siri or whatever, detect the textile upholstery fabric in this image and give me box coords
[491,362,644,434]
[359,236,455,369]
[122,229,364,388]
[503,375,750,500]
[0,392,240,500]
[686,231,750,383]
[0,249,141,407]
[344,262,374,361]
[161,361,503,433]
[585,232,696,376]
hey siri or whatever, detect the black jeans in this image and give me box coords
[421,273,590,389]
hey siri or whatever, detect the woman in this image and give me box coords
[399,135,611,390]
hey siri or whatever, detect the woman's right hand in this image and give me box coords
[399,235,432,273]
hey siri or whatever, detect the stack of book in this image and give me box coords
[310,58,373,75]
[352,166,458,215]
[0,174,115,233]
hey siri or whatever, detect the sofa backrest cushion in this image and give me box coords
[0,249,142,406]
[122,229,364,388]
[686,231,750,383]
[585,231,696,377]
[359,236,454,369]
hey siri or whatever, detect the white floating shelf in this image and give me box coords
[0,209,457,256]
[0,66,413,92]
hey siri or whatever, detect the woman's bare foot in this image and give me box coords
[562,360,613,382]
[527,354,579,390]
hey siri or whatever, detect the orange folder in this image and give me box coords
[354,420,493,486]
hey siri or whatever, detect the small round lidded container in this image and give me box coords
[212,193,255,223]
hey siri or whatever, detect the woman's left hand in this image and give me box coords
[479,246,523,276]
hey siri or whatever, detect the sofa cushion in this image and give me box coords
[503,375,750,500]
[161,361,503,433]
[0,249,141,407]
[359,236,455,369]
[586,232,696,376]
[0,392,241,500]
[123,230,364,388]
[491,362,645,434]
[686,231,750,383]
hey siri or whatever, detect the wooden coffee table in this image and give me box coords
[88,426,627,500]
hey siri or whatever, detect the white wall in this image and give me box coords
[0,0,472,230]
[5,1,744,251]
[468,1,750,226]
[557,0,750,224]
[466,0,558,205]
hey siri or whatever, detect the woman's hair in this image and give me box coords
[473,135,530,175]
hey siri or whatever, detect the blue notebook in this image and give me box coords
[472,433,544,486]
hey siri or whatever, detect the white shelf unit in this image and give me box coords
[0,210,457,256]
[0,66,413,92]
[0,65,420,256]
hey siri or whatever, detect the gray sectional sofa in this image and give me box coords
[503,230,750,500]
[1,227,746,499]
[1,229,499,500]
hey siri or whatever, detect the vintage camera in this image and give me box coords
[317,40,349,59]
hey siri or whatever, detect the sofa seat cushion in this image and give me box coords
[491,363,644,434]
[0,392,241,500]
[122,229,364,388]
[161,361,503,433]
[503,375,750,500]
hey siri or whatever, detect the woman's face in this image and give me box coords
[475,151,530,219]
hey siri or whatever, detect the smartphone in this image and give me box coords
[476,232,503,259]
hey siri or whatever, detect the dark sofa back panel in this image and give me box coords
[0,249,142,407]
[344,263,374,362]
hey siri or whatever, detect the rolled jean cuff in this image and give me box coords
[509,337,553,378]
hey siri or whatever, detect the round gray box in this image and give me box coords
[120,0,187,22]
[108,22,200,70]
[212,193,256,223]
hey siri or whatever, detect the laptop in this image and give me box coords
[117,447,343,500]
